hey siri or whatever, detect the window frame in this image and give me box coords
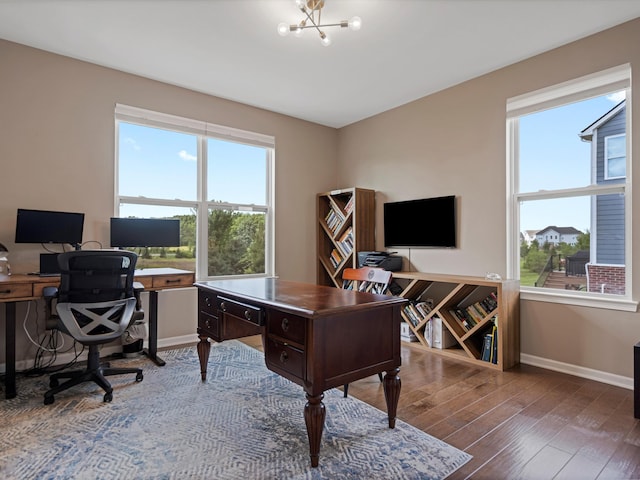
[114,104,275,281]
[506,64,636,311]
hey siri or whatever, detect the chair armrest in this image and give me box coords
[42,286,59,330]
[43,286,58,299]
[133,281,145,313]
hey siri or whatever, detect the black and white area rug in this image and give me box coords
[1,340,471,479]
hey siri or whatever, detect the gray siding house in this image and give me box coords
[579,100,626,294]
[579,100,626,265]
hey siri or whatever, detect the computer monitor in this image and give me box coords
[110,217,180,248]
[15,208,85,248]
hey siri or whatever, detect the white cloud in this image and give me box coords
[124,137,141,151]
[178,150,197,161]
[607,91,626,103]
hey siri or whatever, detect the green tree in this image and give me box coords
[576,230,590,250]
[524,248,548,273]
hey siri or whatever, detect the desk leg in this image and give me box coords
[383,367,401,428]
[304,392,325,468]
[197,334,211,381]
[142,291,166,366]
[4,302,16,399]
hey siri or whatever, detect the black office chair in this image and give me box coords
[43,250,144,405]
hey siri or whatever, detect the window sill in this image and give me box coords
[520,287,638,312]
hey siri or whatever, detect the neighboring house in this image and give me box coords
[579,99,626,294]
[535,226,582,246]
[521,229,539,246]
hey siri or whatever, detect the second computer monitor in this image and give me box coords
[110,218,180,248]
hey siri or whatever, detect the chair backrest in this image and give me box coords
[55,250,139,344]
[342,267,392,294]
[57,250,138,303]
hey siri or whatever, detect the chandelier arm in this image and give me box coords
[299,7,326,36]
[292,22,346,30]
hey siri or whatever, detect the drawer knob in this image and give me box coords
[281,317,289,331]
[244,310,252,320]
[205,319,211,329]
[220,302,227,311]
[279,351,288,364]
[205,297,211,307]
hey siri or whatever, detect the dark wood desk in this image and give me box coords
[195,278,407,467]
[1,268,194,399]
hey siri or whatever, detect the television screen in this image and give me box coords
[383,195,456,248]
[110,218,180,248]
[15,208,85,246]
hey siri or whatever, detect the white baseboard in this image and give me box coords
[520,353,633,390]
[157,334,199,349]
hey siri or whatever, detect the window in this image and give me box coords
[507,65,634,310]
[115,105,274,280]
[605,134,626,179]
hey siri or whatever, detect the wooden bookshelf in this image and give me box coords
[317,187,375,288]
[393,271,520,371]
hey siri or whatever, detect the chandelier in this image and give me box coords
[277,0,362,46]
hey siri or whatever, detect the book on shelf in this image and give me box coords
[402,304,420,326]
[490,321,498,364]
[402,300,432,327]
[481,333,492,362]
[449,308,473,331]
[324,208,344,233]
[329,248,343,268]
[344,195,355,215]
[479,319,498,363]
[335,226,354,257]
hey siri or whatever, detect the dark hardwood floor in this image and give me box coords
[240,335,640,479]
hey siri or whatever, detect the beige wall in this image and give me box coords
[338,18,640,380]
[0,39,338,366]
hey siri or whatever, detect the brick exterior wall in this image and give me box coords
[586,264,626,295]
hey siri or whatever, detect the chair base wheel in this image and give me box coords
[103,391,113,403]
[136,372,144,382]
[44,394,54,405]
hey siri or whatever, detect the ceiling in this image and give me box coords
[1,0,640,128]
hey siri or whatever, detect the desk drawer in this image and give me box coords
[265,337,305,380]
[152,273,194,289]
[199,290,216,315]
[0,282,32,300]
[217,296,264,326]
[198,311,220,339]
[267,310,305,346]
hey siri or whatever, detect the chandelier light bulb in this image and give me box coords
[277,23,290,36]
[293,26,305,37]
[320,32,331,46]
[348,16,362,31]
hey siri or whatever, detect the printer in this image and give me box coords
[357,251,403,271]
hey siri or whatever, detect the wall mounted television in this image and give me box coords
[383,195,456,248]
[15,208,85,248]
[110,217,180,248]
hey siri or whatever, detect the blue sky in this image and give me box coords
[518,90,625,233]
[118,123,267,218]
